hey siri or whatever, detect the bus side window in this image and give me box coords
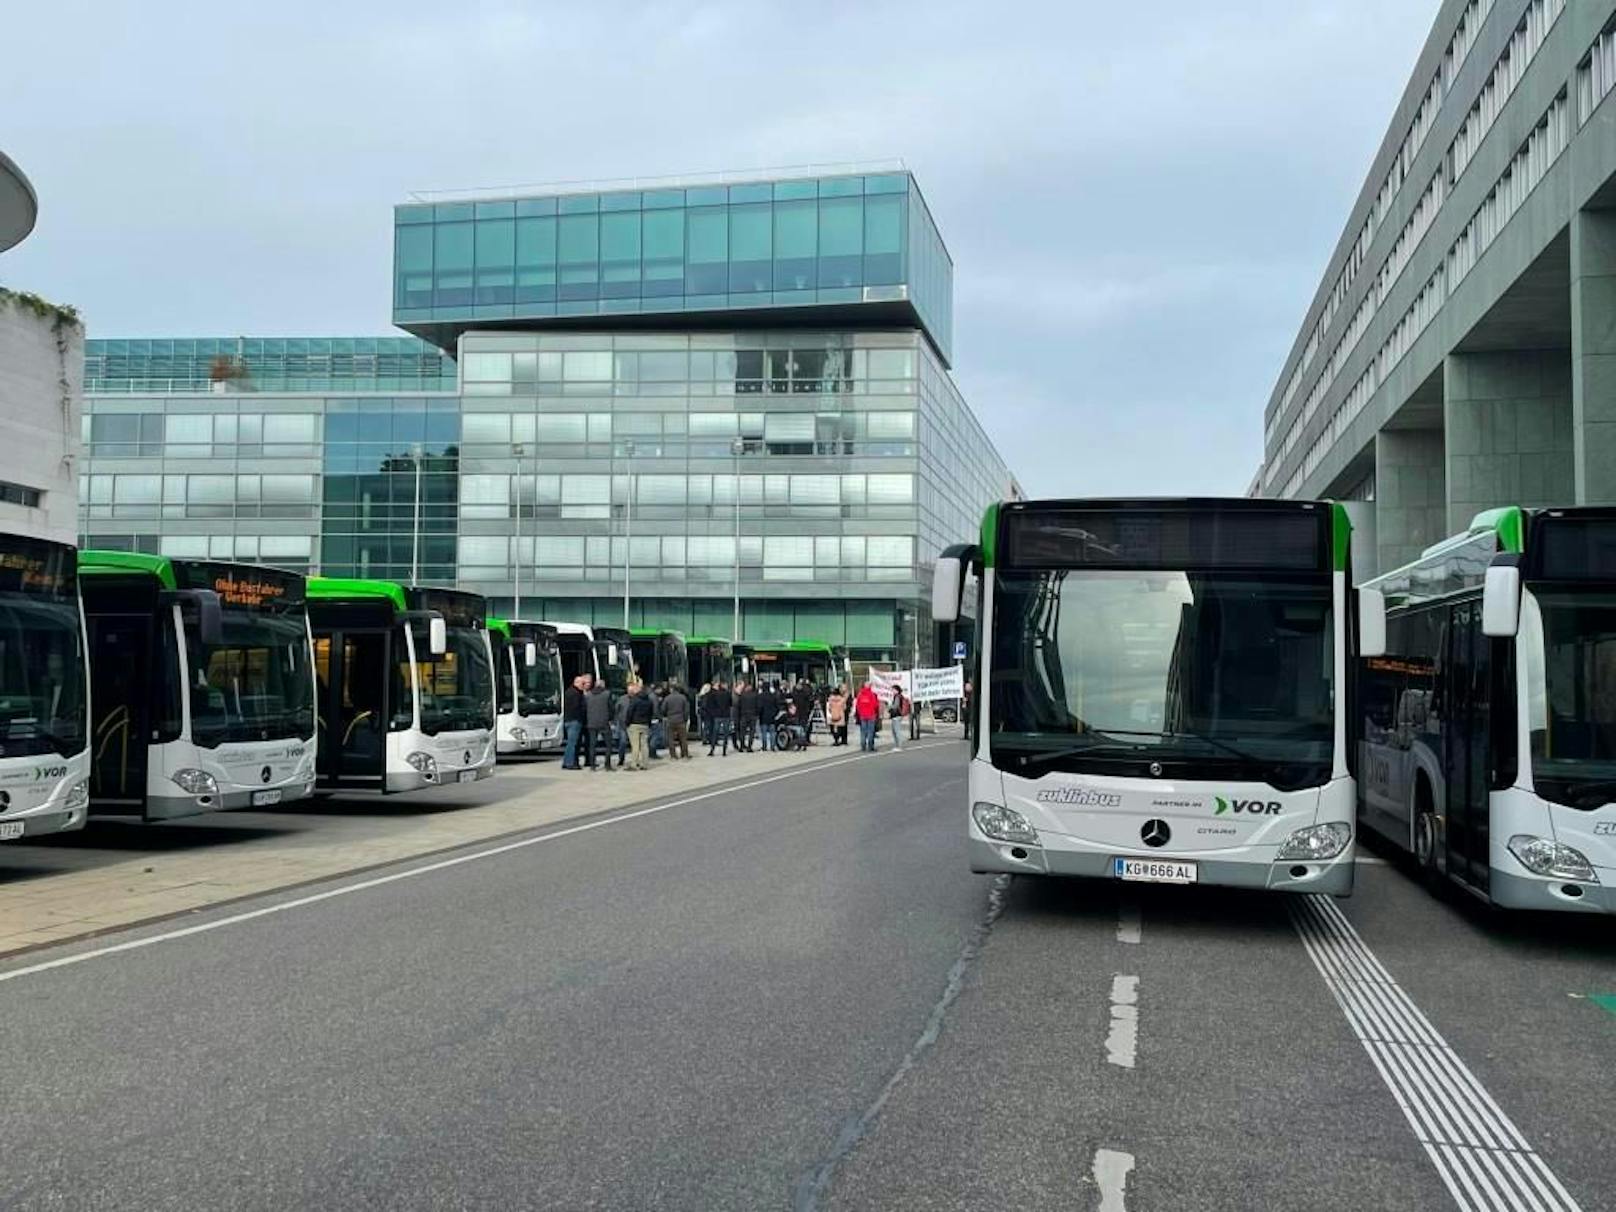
[1490,641,1518,790]
[154,615,184,742]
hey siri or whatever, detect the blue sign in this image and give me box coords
[951,641,968,661]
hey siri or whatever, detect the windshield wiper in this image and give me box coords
[1562,779,1616,809]
[1081,727,1271,768]
[999,736,1152,770]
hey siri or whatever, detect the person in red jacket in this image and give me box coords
[854,683,882,752]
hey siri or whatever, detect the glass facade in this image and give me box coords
[81,171,1011,662]
[393,172,953,366]
[84,337,457,394]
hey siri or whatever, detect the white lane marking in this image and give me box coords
[0,749,903,987]
[1291,895,1583,1212]
[1090,1148,1134,1212]
[1105,975,1139,1069]
[1116,898,1141,945]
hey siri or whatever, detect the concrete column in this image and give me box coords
[1571,208,1616,503]
[1444,350,1574,532]
[1374,429,1447,574]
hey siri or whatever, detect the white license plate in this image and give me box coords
[1114,857,1197,884]
[251,789,282,807]
[0,821,23,841]
[457,770,477,784]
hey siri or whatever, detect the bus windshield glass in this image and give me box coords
[594,642,628,692]
[412,624,494,734]
[0,552,86,758]
[517,643,563,716]
[1526,587,1616,805]
[187,609,315,748]
[989,568,1334,785]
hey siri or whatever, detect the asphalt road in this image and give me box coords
[0,740,1611,1211]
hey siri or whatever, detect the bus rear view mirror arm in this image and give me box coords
[1482,557,1522,638]
[403,611,449,656]
[1358,588,1386,658]
[161,589,223,646]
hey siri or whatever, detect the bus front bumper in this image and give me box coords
[1,807,83,839]
[1489,868,1616,914]
[968,836,1355,896]
[384,762,496,794]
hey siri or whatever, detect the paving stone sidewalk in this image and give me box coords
[0,740,878,957]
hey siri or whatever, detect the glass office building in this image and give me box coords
[79,169,1016,665]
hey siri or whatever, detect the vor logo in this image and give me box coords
[1214,796,1282,816]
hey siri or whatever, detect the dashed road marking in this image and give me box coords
[1116,898,1141,945]
[1105,975,1139,1069]
[1090,1148,1134,1211]
[1291,895,1582,1212]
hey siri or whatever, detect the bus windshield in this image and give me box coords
[989,568,1334,785]
[412,624,494,735]
[1527,587,1616,805]
[594,642,628,693]
[0,594,86,758]
[187,609,315,748]
[517,644,563,716]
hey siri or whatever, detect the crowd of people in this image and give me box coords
[556,674,912,771]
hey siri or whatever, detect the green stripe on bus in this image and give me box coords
[1331,502,1352,572]
[78,550,178,589]
[306,576,409,612]
[981,502,1000,568]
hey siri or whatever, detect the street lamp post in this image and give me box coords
[511,442,525,619]
[410,442,423,586]
[731,436,744,642]
[621,438,635,629]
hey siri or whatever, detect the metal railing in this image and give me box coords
[405,159,908,205]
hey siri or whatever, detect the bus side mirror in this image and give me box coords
[1482,561,1521,638]
[933,557,963,624]
[607,644,619,665]
[740,656,750,673]
[428,617,448,656]
[1358,588,1386,658]
[524,641,538,667]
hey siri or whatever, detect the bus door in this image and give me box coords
[314,626,392,787]
[1445,602,1493,894]
[87,610,154,810]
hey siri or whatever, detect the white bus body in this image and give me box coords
[937,499,1364,897]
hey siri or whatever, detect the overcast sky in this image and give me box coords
[2,1,1435,497]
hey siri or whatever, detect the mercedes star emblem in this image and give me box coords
[1148,761,1164,777]
[1141,819,1171,848]
[260,766,272,784]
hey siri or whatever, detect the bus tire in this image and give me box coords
[1413,778,1440,880]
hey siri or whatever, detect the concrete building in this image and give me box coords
[1258,0,1616,576]
[80,167,1018,666]
[0,149,83,545]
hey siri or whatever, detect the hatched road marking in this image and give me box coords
[1291,894,1582,1212]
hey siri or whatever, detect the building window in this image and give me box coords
[0,481,41,508]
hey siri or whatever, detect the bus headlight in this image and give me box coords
[1277,822,1352,861]
[1507,835,1598,882]
[405,752,438,778]
[510,726,528,743]
[172,769,219,797]
[64,780,89,811]
[972,802,1039,844]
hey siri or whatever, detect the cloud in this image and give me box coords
[0,0,1438,502]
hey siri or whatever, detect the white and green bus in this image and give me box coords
[933,498,1366,894]
[0,533,90,840]
[1359,506,1616,913]
[487,618,564,756]
[79,552,317,819]
[308,579,496,792]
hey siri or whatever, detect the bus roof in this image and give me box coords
[307,577,408,612]
[751,640,833,654]
[684,636,732,647]
[629,627,682,640]
[78,550,178,589]
[486,617,511,638]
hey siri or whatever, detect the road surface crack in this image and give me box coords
[792,873,1011,1212]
